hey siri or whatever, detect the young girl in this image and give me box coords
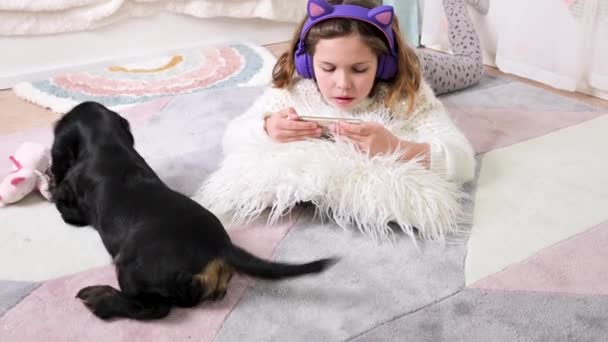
[195,0,476,240]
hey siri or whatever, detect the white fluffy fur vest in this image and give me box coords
[193,79,474,240]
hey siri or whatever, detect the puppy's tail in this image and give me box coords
[223,244,338,280]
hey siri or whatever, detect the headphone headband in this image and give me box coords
[294,0,398,80]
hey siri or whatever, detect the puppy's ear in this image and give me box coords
[51,123,80,184]
[52,179,89,226]
[119,116,135,146]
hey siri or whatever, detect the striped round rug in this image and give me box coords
[13,42,276,113]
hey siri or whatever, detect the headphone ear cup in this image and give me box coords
[304,53,315,79]
[294,52,307,78]
[376,54,386,80]
[376,53,398,80]
[295,51,315,79]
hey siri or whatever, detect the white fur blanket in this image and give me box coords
[194,131,469,241]
[0,0,306,35]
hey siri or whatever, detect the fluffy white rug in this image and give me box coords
[0,0,306,35]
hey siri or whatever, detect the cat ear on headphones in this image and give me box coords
[308,0,334,20]
[368,6,394,27]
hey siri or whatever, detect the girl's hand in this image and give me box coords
[333,121,430,166]
[264,107,322,143]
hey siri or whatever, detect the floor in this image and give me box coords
[1,42,607,341]
[1,42,607,136]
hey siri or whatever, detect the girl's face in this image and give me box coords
[312,34,378,110]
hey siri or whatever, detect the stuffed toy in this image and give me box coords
[0,142,52,207]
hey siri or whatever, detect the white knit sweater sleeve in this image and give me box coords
[222,86,292,155]
[394,83,476,183]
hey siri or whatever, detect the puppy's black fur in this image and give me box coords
[50,102,336,320]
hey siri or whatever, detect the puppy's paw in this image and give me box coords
[76,285,119,319]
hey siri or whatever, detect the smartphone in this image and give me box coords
[299,115,363,137]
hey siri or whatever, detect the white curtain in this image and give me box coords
[420,0,608,96]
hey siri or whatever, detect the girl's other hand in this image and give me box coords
[332,121,430,166]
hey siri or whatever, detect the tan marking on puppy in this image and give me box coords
[195,259,234,299]
[215,262,234,298]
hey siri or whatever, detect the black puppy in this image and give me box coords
[50,102,336,320]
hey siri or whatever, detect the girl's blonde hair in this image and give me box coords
[272,0,421,114]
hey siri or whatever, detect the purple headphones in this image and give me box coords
[294,0,398,80]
